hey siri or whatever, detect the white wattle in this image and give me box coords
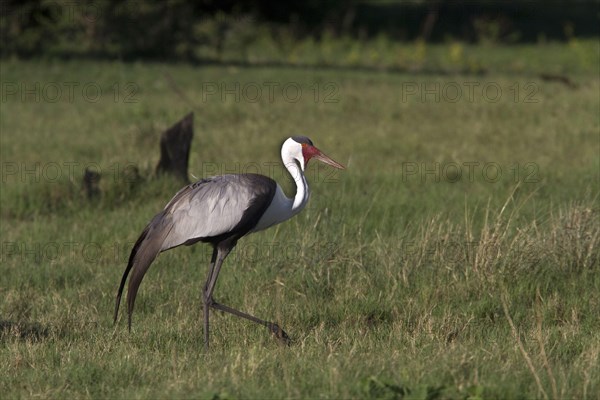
[252,145,310,232]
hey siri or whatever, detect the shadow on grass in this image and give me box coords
[16,51,587,84]
[0,320,50,342]
[14,51,489,76]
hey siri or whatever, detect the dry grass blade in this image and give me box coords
[500,288,548,400]
[535,287,558,399]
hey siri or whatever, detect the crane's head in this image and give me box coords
[282,136,345,172]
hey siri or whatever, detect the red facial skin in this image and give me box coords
[301,144,320,164]
[301,143,346,170]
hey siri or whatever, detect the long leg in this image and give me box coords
[211,301,289,344]
[203,243,290,347]
[203,247,219,350]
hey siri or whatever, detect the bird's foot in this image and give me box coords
[269,323,291,346]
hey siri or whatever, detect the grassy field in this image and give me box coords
[1,45,599,399]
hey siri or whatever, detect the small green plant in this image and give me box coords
[362,376,409,399]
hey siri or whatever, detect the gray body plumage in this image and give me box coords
[162,174,276,248]
[114,174,276,328]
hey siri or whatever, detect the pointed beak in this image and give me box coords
[311,147,346,170]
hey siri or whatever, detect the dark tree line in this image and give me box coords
[1,0,597,60]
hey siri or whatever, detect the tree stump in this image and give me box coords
[156,112,194,183]
[82,167,101,199]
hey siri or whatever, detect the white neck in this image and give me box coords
[284,160,309,213]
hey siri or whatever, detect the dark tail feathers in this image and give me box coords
[114,212,171,330]
[113,223,151,330]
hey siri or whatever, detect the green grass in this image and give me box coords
[1,49,599,399]
[233,37,599,76]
